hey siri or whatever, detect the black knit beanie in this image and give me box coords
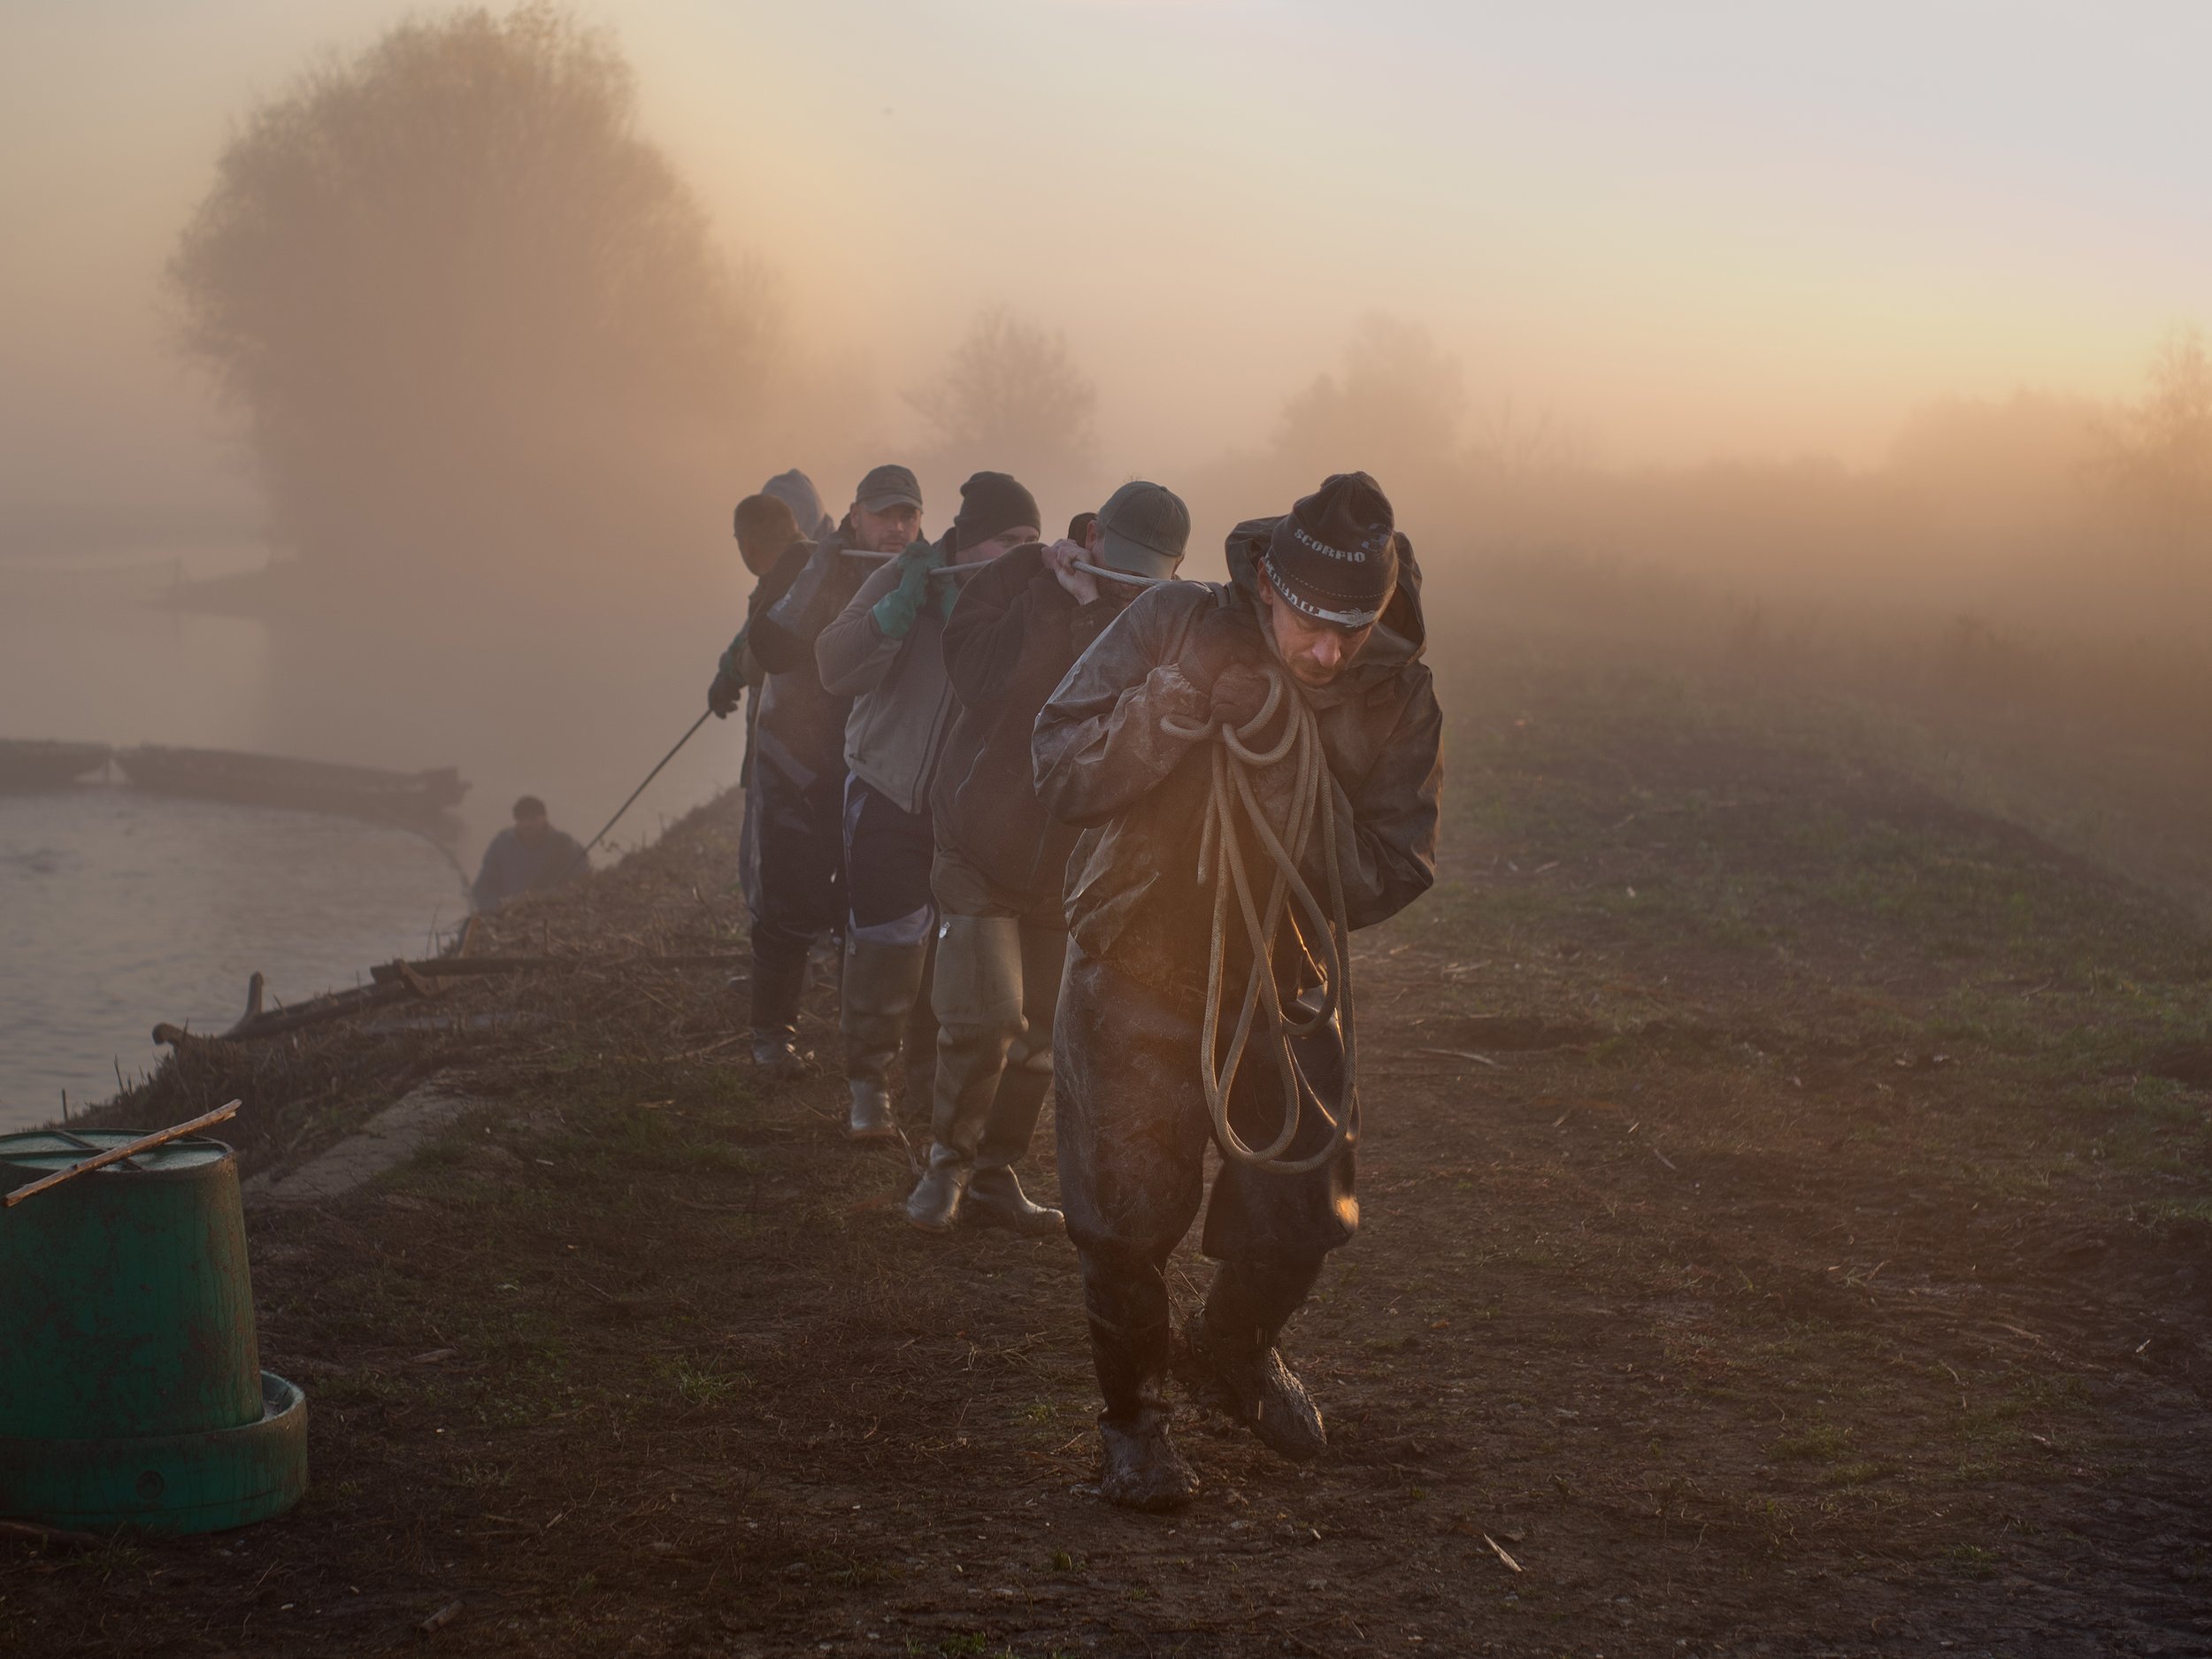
[1263,471,1398,627]
[951,472,1042,551]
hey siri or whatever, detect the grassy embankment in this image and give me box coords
[6,625,2209,1656]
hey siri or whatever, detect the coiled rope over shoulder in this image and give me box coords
[1158,664,1356,1175]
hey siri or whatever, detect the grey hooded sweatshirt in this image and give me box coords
[813,534,964,816]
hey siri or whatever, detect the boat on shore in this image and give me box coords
[0,739,111,790]
[114,746,467,828]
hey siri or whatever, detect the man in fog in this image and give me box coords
[709,471,835,778]
[814,472,1041,1147]
[472,795,586,912]
[737,465,926,1081]
[1033,472,1442,1510]
[910,482,1193,1237]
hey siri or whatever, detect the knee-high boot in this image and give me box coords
[748,929,811,1078]
[840,934,929,1141]
[966,924,1068,1234]
[1177,1257,1329,1463]
[1081,1248,1197,1512]
[906,916,1020,1231]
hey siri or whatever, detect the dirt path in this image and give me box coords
[7,641,2209,1656]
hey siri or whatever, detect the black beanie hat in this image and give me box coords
[951,472,1042,551]
[1263,471,1398,627]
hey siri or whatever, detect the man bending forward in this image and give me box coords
[1033,472,1443,1511]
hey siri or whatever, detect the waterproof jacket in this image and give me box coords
[472,825,585,912]
[1033,518,1441,999]
[814,532,964,816]
[933,544,1136,902]
[716,532,817,787]
[746,521,877,803]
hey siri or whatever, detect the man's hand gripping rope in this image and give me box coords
[1160,665,1356,1176]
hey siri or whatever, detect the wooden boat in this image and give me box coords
[113,745,467,826]
[0,739,111,790]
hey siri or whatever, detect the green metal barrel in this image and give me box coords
[0,1130,306,1532]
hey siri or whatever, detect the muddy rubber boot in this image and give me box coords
[1086,1266,1196,1513]
[964,925,1065,1236]
[907,916,1020,1233]
[748,934,811,1080]
[1176,1257,1328,1463]
[841,935,927,1141]
[964,1164,1064,1235]
[902,1144,971,1233]
[965,1034,1063,1235]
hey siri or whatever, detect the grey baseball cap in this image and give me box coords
[854,464,923,512]
[1094,480,1190,579]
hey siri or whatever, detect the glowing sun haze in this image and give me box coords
[4,0,2208,546]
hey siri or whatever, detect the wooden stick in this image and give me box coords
[4,1101,242,1209]
[52,1125,142,1172]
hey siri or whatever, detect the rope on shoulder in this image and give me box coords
[1158,664,1356,1176]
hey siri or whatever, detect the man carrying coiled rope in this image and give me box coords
[1034,472,1442,1511]
[910,481,1194,1235]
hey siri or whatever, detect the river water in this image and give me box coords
[0,549,749,1133]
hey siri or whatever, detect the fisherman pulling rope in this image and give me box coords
[1034,471,1444,1511]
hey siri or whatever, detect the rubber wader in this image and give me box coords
[748,933,810,1078]
[841,935,932,1141]
[907,918,1066,1233]
[1087,1253,1198,1511]
[1175,1256,1327,1462]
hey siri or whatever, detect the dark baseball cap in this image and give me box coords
[854,464,923,513]
[1094,480,1191,579]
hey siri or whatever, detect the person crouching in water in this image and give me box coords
[1033,472,1443,1510]
[908,482,1194,1235]
[816,472,1041,1142]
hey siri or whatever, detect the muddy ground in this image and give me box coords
[6,637,2210,1657]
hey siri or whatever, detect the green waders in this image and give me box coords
[841,935,934,1141]
[903,916,1066,1233]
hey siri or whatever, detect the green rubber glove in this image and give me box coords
[870,539,943,639]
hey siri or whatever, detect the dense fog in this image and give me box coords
[4,2,2210,861]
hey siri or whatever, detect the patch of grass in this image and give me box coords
[1771,1421,1854,1463]
[657,1357,743,1408]
[1947,1542,2000,1578]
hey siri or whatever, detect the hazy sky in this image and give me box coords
[4,0,2208,547]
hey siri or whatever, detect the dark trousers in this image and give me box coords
[741,739,845,966]
[1054,943,1356,1392]
[842,778,938,943]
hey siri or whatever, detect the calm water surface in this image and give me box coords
[0,787,467,1130]
[0,551,749,1132]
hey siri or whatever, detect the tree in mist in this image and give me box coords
[170,3,777,601]
[1274,314,1466,483]
[909,305,1097,498]
[2097,325,2212,560]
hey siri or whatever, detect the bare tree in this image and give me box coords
[170,3,777,600]
[1273,314,1466,481]
[910,305,1097,495]
[2096,324,2212,561]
